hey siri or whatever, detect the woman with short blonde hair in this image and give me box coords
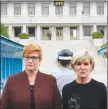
[72,51,95,71]
[62,51,107,109]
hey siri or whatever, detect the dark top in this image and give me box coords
[62,79,107,109]
[30,85,35,109]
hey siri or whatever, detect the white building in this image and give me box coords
[1,0,107,85]
[1,0,107,41]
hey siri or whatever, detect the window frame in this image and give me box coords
[83,3,90,15]
[41,3,49,16]
[14,3,21,15]
[83,26,91,36]
[28,3,35,16]
[1,3,7,15]
[69,3,76,15]
[28,27,35,37]
[14,27,22,37]
[56,27,63,40]
[97,26,105,35]
[97,2,104,15]
[55,6,63,16]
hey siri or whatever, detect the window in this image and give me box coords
[83,26,91,36]
[56,27,63,40]
[97,26,104,35]
[28,3,35,15]
[28,27,35,37]
[14,27,21,37]
[42,3,49,15]
[83,3,90,14]
[42,27,51,40]
[14,3,21,15]
[55,6,63,16]
[1,3,7,15]
[97,3,104,15]
[69,3,76,15]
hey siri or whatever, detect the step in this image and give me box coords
[17,39,106,68]
[11,39,107,85]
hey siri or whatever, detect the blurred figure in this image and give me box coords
[1,44,62,109]
[62,51,107,109]
[52,49,76,96]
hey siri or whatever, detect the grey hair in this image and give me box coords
[71,51,95,70]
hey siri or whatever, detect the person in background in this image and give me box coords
[62,51,107,109]
[1,44,62,109]
[52,49,76,96]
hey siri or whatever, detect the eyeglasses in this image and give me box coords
[24,55,41,61]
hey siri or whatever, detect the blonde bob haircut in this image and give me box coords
[23,44,42,59]
[71,51,95,71]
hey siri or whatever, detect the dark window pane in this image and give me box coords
[14,27,21,37]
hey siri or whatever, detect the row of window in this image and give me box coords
[1,2,105,16]
[10,26,105,40]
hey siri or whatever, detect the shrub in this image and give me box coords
[19,33,29,39]
[92,31,104,39]
[0,23,9,38]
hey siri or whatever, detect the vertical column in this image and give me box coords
[1,57,3,80]
[51,27,56,40]
[22,2,27,16]
[63,2,69,16]
[37,25,41,40]
[50,1,55,17]
[63,27,70,40]
[8,3,14,16]
[9,58,10,76]
[77,2,83,16]
[104,2,107,16]
[20,59,23,71]
[6,58,9,78]
[104,26,107,41]
[91,2,97,16]
[9,25,13,37]
[11,58,14,75]
[79,25,83,40]
[36,2,41,16]
[4,58,6,79]
[93,25,97,32]
[2,58,5,79]
[35,27,37,39]
[23,25,26,33]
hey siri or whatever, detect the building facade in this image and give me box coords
[1,0,107,41]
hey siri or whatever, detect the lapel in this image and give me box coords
[34,71,43,108]
[21,70,43,108]
[20,71,30,108]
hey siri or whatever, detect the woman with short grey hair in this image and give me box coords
[62,51,107,109]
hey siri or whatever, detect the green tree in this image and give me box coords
[0,23,9,38]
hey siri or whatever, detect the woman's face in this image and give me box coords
[73,60,92,78]
[23,51,41,72]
